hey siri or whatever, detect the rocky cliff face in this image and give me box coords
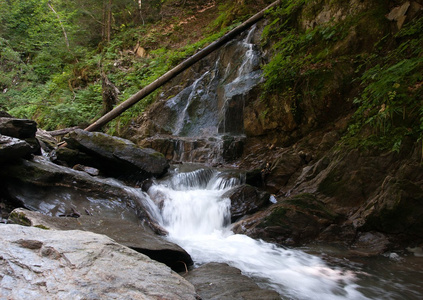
[126,0,423,252]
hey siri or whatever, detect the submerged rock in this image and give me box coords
[185,262,280,300]
[63,129,169,181]
[223,184,270,222]
[0,224,198,300]
[9,208,193,272]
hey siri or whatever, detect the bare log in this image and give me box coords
[84,0,281,132]
[48,126,81,137]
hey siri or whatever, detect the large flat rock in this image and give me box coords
[9,208,193,272]
[0,224,198,300]
[0,157,163,231]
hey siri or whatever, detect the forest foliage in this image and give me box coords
[0,0,256,131]
[1,0,422,153]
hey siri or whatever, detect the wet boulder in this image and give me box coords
[0,135,34,163]
[185,262,280,300]
[232,193,339,246]
[63,129,169,181]
[223,184,270,222]
[0,117,40,154]
[0,117,37,139]
[0,224,198,300]
[9,208,193,272]
[0,157,164,233]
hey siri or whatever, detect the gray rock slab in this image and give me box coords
[0,224,198,300]
[0,135,34,162]
[9,208,193,272]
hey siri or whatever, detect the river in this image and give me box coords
[145,164,423,300]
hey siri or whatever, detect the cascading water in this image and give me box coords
[146,166,371,300]
[138,24,423,300]
[151,26,264,165]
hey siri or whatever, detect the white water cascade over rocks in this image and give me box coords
[137,25,264,165]
[146,166,369,300]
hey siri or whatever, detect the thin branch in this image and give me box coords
[81,8,105,26]
[47,1,70,50]
[139,0,145,25]
[177,261,189,275]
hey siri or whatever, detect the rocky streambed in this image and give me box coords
[0,115,280,299]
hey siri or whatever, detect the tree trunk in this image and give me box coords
[102,0,112,42]
[107,0,112,42]
[49,126,81,137]
[85,0,281,132]
[101,71,119,115]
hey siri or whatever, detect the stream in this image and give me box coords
[145,164,423,300]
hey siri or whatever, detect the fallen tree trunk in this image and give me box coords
[84,0,281,132]
[48,126,81,137]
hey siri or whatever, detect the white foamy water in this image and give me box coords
[146,166,370,300]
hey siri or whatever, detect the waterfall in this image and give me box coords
[146,165,370,300]
[154,26,264,164]
[172,71,211,136]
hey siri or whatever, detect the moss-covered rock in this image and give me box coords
[233,193,338,246]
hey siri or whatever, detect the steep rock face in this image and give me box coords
[229,0,423,250]
[234,131,423,250]
[0,224,198,300]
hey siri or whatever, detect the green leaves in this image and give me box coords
[345,16,423,152]
[261,0,423,153]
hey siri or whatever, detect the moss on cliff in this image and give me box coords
[260,0,423,152]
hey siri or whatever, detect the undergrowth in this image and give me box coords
[343,16,423,152]
[0,0,247,132]
[261,0,423,153]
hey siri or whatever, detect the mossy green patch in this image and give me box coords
[34,224,50,230]
[285,193,338,220]
[261,0,423,153]
[260,206,288,228]
[9,211,32,226]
